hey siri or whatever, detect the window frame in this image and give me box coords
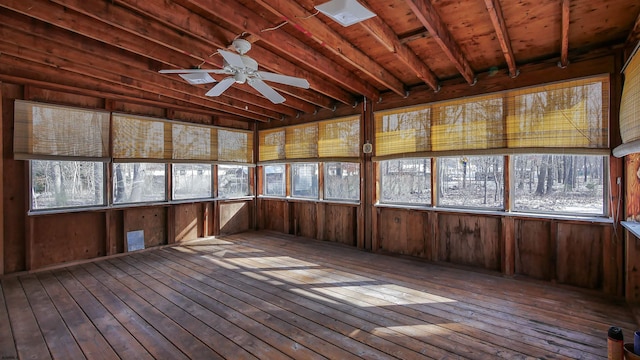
[112,162,168,206]
[509,154,609,217]
[171,163,214,201]
[290,162,319,199]
[217,164,251,199]
[323,161,361,203]
[378,158,432,207]
[262,163,287,198]
[29,159,108,213]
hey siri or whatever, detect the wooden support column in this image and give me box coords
[0,82,3,274]
[549,220,558,282]
[501,217,515,276]
[362,97,374,250]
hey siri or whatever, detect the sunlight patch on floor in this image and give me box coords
[310,284,456,307]
[260,268,374,285]
[372,324,454,337]
[290,288,342,305]
[225,256,318,269]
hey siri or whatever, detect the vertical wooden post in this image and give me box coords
[501,217,515,276]
[549,220,558,282]
[362,97,374,250]
[0,82,4,274]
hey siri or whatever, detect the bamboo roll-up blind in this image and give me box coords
[615,48,640,157]
[259,128,285,161]
[218,128,253,163]
[431,94,504,151]
[374,75,609,158]
[112,114,172,161]
[506,76,609,149]
[285,123,318,159]
[374,105,430,156]
[172,122,217,161]
[14,100,110,161]
[318,116,360,158]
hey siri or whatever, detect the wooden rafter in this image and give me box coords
[252,0,407,98]
[404,0,476,85]
[626,11,640,51]
[0,25,282,121]
[359,1,440,92]
[0,0,287,121]
[175,0,380,102]
[112,0,340,111]
[483,0,517,77]
[560,0,570,68]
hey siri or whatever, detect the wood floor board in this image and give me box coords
[115,252,317,359]
[212,239,606,357]
[157,246,512,359]
[1,230,637,359]
[99,257,261,360]
[127,250,360,360]
[67,265,190,360]
[36,271,119,360]
[165,242,568,359]
[3,276,52,359]
[53,269,154,360]
[151,249,442,360]
[0,280,24,360]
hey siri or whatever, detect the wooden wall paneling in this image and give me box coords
[219,201,251,236]
[501,216,515,276]
[428,211,438,261]
[438,214,501,271]
[627,232,640,302]
[204,202,214,236]
[0,81,3,275]
[549,220,558,282]
[316,202,326,241]
[25,87,105,109]
[602,225,623,296]
[378,208,427,257]
[515,219,552,280]
[3,84,26,273]
[292,202,316,238]
[258,199,287,232]
[323,204,357,246]
[123,207,167,249]
[29,212,107,270]
[173,203,199,243]
[105,210,124,256]
[556,223,604,289]
[213,201,220,236]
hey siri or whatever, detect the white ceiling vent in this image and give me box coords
[315,0,376,27]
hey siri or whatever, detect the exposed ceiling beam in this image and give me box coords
[44,0,310,116]
[560,0,570,68]
[358,1,439,92]
[626,11,640,51]
[0,29,283,121]
[404,0,476,85]
[112,0,340,111]
[398,29,431,44]
[174,0,380,101]
[252,0,407,97]
[0,0,284,120]
[483,0,518,78]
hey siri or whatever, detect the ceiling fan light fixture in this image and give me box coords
[178,72,216,85]
[314,0,376,27]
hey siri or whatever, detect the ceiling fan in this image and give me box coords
[159,39,310,104]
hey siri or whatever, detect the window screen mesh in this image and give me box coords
[112,114,172,160]
[318,116,360,158]
[172,122,217,161]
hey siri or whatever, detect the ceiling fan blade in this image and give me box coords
[218,49,246,69]
[205,77,236,97]
[257,71,310,89]
[248,78,286,104]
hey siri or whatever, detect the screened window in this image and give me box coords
[172,164,212,200]
[380,158,431,204]
[512,154,606,215]
[31,160,105,210]
[113,163,166,204]
[218,165,249,198]
[291,163,318,198]
[264,164,286,197]
[324,162,360,201]
[437,156,504,209]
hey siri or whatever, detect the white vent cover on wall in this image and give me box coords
[315,0,376,27]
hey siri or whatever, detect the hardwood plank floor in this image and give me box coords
[1,230,637,359]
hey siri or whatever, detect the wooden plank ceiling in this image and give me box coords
[0,0,638,124]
